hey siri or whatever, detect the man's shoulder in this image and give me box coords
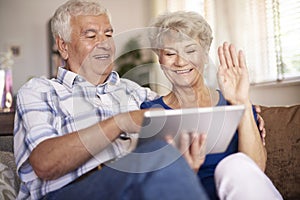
[118,77,158,101]
[119,77,141,88]
[17,77,59,97]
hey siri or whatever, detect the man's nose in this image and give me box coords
[96,35,112,50]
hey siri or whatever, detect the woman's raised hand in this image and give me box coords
[217,42,250,105]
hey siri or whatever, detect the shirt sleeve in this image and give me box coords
[14,78,60,174]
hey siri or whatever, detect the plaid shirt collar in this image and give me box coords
[56,66,120,94]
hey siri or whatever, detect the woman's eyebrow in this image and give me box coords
[161,47,177,52]
[185,43,198,48]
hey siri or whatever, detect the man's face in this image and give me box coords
[66,14,115,85]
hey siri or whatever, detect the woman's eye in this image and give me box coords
[187,49,196,54]
[164,51,176,56]
[166,53,175,56]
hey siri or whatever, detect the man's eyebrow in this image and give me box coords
[82,28,97,34]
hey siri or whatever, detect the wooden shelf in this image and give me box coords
[0,111,15,136]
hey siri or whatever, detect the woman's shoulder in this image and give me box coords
[140,96,167,109]
[215,89,228,106]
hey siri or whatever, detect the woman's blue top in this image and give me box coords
[140,90,258,200]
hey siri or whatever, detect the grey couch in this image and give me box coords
[0,136,19,199]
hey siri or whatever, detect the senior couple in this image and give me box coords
[14,0,282,199]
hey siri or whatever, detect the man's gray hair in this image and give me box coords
[51,0,111,42]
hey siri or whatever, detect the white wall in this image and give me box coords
[0,0,151,94]
[250,81,300,106]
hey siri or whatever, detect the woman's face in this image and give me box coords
[65,14,115,85]
[158,34,208,88]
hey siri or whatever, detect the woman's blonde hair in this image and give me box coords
[149,11,213,51]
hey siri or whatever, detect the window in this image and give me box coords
[166,0,300,84]
[166,0,204,14]
[266,0,300,81]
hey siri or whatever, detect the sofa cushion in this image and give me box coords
[0,163,17,200]
[261,105,300,200]
[0,151,19,198]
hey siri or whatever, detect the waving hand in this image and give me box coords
[217,42,250,105]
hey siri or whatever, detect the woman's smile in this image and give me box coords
[173,68,194,74]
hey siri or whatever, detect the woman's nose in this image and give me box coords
[175,55,188,67]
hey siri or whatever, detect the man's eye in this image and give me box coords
[105,30,113,37]
[86,34,96,39]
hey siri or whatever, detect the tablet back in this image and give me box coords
[139,105,245,154]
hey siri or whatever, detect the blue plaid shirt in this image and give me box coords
[14,67,157,199]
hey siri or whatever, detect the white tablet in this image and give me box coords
[138,105,245,154]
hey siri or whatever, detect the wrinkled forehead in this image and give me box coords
[158,29,199,48]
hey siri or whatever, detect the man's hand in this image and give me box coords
[114,110,147,134]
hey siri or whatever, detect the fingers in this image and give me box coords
[165,135,176,147]
[256,112,267,146]
[190,133,200,156]
[254,105,262,114]
[190,133,206,156]
[177,132,207,172]
[218,42,246,69]
[238,50,247,69]
[218,42,235,68]
[261,128,266,146]
[218,45,227,69]
[257,114,265,131]
[223,42,233,67]
[229,43,239,67]
[179,132,190,156]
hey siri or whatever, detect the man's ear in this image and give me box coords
[56,37,68,60]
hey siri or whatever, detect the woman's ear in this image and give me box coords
[56,37,68,60]
[204,47,210,64]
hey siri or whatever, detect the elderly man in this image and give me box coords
[14,0,209,199]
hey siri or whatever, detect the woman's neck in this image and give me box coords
[163,84,219,109]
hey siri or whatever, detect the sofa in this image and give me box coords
[0,105,299,199]
[260,105,300,200]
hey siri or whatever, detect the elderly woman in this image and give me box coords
[141,11,282,200]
